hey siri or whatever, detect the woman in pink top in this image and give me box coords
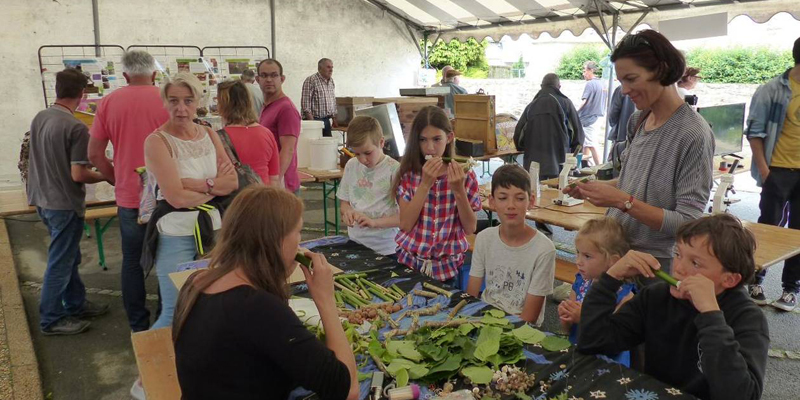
[216,80,281,186]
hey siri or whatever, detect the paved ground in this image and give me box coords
[6,163,800,399]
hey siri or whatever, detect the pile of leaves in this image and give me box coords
[367,309,572,387]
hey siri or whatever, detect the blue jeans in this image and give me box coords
[118,207,150,332]
[151,234,197,329]
[314,117,332,137]
[37,208,86,330]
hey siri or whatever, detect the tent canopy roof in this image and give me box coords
[364,0,800,42]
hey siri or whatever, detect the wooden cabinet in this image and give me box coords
[454,94,497,153]
[372,97,439,138]
[336,97,373,126]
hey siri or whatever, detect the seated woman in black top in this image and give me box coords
[172,186,359,400]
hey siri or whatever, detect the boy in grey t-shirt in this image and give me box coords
[467,165,556,325]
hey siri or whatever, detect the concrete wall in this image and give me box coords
[0,0,420,187]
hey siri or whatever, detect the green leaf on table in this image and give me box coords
[461,338,477,360]
[481,314,511,326]
[434,330,457,346]
[386,340,422,361]
[419,343,449,361]
[515,393,532,400]
[428,354,462,374]
[541,335,572,352]
[368,339,385,360]
[386,358,417,375]
[358,371,372,382]
[459,323,476,335]
[408,364,430,379]
[474,326,502,361]
[462,365,494,384]
[396,368,409,387]
[486,353,504,369]
[486,309,506,318]
[429,328,448,339]
[512,324,547,344]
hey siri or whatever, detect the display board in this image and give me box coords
[38,45,126,108]
[200,46,271,82]
[127,45,218,110]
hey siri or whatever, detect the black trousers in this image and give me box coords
[754,167,800,293]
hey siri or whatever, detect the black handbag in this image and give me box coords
[216,128,263,191]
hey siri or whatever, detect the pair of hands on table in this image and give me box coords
[562,180,627,209]
[422,157,466,195]
[342,209,378,228]
[558,298,582,325]
[607,250,721,313]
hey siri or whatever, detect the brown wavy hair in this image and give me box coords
[217,80,258,126]
[172,185,304,341]
[391,106,454,198]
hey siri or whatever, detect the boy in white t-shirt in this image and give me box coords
[337,116,401,255]
[467,165,556,325]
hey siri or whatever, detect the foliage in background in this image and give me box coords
[555,45,608,80]
[424,38,489,79]
[555,45,792,84]
[684,47,793,84]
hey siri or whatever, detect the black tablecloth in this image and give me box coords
[293,238,697,400]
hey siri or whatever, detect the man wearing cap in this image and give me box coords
[441,69,468,118]
[301,58,336,137]
[433,65,453,87]
[577,61,606,166]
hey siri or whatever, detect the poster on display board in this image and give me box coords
[43,58,124,112]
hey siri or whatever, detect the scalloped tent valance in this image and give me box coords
[364,0,799,43]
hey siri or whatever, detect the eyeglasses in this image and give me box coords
[258,72,281,79]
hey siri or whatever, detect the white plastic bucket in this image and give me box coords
[309,138,339,171]
[297,121,325,168]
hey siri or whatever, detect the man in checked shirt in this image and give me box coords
[301,58,337,137]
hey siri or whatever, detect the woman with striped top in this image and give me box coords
[564,30,714,275]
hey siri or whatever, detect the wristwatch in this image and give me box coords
[205,178,215,195]
[621,195,634,213]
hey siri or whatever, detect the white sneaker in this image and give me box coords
[130,377,146,400]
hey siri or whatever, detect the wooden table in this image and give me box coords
[0,182,115,217]
[297,167,345,236]
[481,186,800,270]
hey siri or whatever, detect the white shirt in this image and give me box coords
[337,156,400,255]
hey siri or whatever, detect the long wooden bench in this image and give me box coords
[83,206,118,270]
[466,234,578,284]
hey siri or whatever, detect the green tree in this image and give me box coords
[684,47,793,84]
[423,38,489,77]
[555,45,608,80]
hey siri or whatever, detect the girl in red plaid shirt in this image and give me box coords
[392,106,482,284]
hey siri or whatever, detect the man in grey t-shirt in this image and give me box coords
[27,68,108,336]
[241,69,264,115]
[578,61,607,166]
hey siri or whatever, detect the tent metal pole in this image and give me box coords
[91,0,101,56]
[423,31,430,68]
[585,16,611,49]
[602,13,620,164]
[270,0,276,58]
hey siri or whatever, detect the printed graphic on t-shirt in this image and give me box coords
[486,263,528,311]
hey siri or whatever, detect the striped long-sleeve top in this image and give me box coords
[607,104,715,259]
